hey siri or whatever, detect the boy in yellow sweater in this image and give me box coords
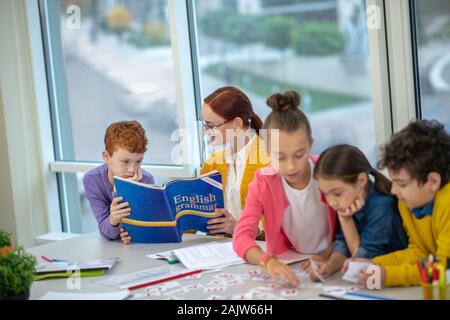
[345,120,450,287]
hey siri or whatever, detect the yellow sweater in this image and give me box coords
[200,136,270,212]
[373,182,450,287]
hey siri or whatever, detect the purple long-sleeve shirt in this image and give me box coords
[83,164,154,240]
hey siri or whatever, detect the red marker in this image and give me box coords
[127,269,203,291]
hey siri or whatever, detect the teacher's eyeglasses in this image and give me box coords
[199,116,230,132]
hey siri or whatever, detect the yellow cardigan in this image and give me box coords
[373,182,450,287]
[200,136,270,213]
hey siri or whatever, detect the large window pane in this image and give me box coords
[43,0,179,165]
[194,0,377,163]
[413,0,450,131]
[41,0,183,233]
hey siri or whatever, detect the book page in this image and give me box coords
[172,242,244,269]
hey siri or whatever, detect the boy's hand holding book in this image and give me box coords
[109,196,131,227]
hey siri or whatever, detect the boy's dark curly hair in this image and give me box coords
[378,120,450,187]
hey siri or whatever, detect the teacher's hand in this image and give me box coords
[206,209,236,235]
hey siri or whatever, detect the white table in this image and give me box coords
[27,233,422,300]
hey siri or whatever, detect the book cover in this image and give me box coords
[114,171,224,243]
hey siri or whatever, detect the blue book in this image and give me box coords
[114,171,224,243]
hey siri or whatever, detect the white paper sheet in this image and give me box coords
[342,261,372,283]
[146,242,220,262]
[172,242,244,269]
[39,290,130,300]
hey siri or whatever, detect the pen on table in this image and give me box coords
[41,256,70,263]
[127,269,203,291]
[167,258,180,265]
[437,263,446,287]
[309,258,326,283]
[417,260,428,283]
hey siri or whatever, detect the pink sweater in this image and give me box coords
[233,156,337,260]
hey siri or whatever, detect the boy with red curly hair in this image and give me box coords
[83,121,154,241]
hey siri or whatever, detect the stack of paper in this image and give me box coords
[35,257,119,274]
[34,257,119,280]
[146,242,220,264]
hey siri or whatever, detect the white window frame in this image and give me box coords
[366,0,395,155]
[26,0,63,234]
[366,0,417,154]
[383,0,417,132]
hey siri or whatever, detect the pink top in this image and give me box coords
[233,155,337,260]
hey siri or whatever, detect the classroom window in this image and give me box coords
[40,0,189,233]
[42,0,179,165]
[411,0,450,131]
[193,0,378,163]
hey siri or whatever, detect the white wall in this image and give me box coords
[0,0,50,248]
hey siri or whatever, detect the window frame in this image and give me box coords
[26,0,63,233]
[383,0,417,131]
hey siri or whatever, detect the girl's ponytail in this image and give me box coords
[314,144,393,196]
[249,111,263,135]
[370,169,392,196]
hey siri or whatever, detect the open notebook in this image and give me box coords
[154,240,312,270]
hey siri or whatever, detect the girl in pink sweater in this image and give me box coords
[233,91,337,286]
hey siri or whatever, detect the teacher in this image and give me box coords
[199,86,270,236]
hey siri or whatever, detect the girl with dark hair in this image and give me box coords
[308,144,407,282]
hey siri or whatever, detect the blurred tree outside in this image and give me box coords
[106,6,132,39]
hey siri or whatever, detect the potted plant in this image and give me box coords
[0,229,12,256]
[0,247,37,300]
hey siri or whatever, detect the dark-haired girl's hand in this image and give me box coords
[337,194,365,218]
